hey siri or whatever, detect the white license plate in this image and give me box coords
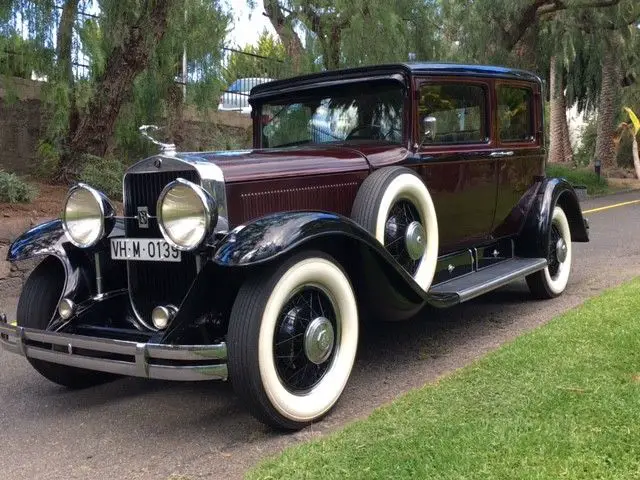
[110,238,181,262]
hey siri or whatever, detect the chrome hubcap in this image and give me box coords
[555,237,568,263]
[404,221,426,261]
[304,316,335,365]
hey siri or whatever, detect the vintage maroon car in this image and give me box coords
[1,63,588,429]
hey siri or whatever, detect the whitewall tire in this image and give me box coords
[227,252,358,430]
[351,166,438,292]
[526,206,573,299]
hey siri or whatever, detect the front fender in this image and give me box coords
[7,218,126,303]
[213,211,434,320]
[517,177,589,259]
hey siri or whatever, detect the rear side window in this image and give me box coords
[418,83,487,145]
[497,86,534,142]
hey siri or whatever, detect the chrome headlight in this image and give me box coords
[62,184,115,248]
[157,178,217,251]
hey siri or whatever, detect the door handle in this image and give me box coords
[490,151,514,158]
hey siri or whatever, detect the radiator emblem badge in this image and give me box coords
[137,206,150,229]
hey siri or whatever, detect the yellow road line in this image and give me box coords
[583,199,640,214]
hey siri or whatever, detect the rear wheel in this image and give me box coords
[17,257,116,388]
[227,252,358,430]
[526,206,573,299]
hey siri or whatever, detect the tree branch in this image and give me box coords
[502,0,623,51]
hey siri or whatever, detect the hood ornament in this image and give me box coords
[138,125,176,156]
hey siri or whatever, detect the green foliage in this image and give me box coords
[106,0,230,160]
[78,155,125,200]
[546,163,609,195]
[0,170,37,203]
[575,117,598,167]
[223,31,286,86]
[250,278,640,480]
[0,35,46,78]
[35,140,61,178]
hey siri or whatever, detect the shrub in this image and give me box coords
[78,155,125,200]
[546,164,609,195]
[0,170,37,203]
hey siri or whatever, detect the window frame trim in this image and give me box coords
[414,76,493,150]
[495,80,539,147]
[254,77,410,148]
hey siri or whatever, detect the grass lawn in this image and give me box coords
[249,278,640,480]
[546,164,610,196]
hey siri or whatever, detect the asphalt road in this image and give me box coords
[1,191,640,480]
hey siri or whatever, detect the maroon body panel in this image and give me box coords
[412,158,498,253]
[205,64,546,256]
[226,172,368,226]
[198,147,370,183]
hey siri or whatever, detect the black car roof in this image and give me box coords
[249,62,542,101]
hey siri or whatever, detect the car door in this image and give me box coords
[491,81,545,238]
[413,77,498,253]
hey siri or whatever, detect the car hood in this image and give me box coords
[177,144,409,183]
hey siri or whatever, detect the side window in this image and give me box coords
[419,83,487,145]
[497,86,534,142]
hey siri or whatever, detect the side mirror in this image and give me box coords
[422,116,437,143]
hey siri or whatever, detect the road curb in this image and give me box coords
[579,187,640,203]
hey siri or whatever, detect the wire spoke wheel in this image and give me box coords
[526,206,572,299]
[227,252,359,429]
[384,199,424,276]
[273,286,338,393]
[548,224,562,278]
[351,167,439,292]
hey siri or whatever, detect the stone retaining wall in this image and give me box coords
[0,76,252,174]
[0,216,47,301]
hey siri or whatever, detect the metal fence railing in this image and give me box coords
[215,46,286,114]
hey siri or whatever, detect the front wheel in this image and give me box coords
[227,252,359,430]
[17,257,117,388]
[526,206,573,299]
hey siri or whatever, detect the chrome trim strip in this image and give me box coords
[0,322,228,381]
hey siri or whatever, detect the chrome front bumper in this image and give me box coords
[0,317,228,381]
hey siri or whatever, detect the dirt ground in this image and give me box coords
[0,182,68,219]
[608,177,640,190]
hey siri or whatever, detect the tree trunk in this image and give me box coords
[632,135,640,180]
[55,0,79,174]
[61,0,170,176]
[561,96,573,162]
[594,35,622,172]
[263,0,304,74]
[548,55,564,163]
[55,0,78,88]
[166,82,185,148]
[548,56,573,163]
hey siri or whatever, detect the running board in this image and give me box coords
[428,257,547,304]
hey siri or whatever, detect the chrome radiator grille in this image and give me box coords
[124,170,200,325]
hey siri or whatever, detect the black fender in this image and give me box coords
[212,211,437,320]
[516,177,589,259]
[7,218,126,303]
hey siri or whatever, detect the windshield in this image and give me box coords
[260,82,404,148]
